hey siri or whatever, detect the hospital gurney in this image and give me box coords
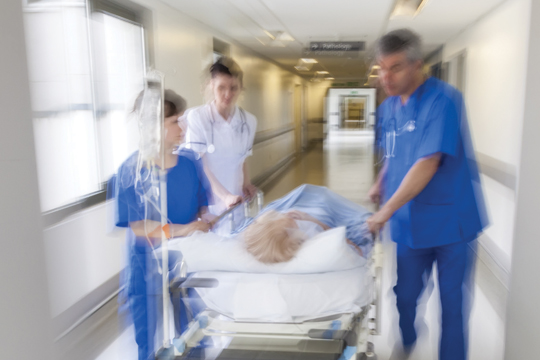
[160,185,383,360]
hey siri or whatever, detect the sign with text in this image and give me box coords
[309,41,365,52]
[302,48,359,58]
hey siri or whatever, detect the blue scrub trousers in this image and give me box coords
[393,240,476,360]
[128,246,191,360]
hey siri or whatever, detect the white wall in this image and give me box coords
[306,82,331,141]
[44,204,125,318]
[442,0,531,265]
[136,0,306,175]
[504,0,540,356]
[40,0,311,328]
[0,0,53,358]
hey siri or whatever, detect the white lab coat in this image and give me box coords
[185,102,257,223]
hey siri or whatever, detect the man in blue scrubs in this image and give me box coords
[367,29,487,360]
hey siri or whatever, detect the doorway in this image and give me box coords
[339,95,368,129]
[294,84,303,152]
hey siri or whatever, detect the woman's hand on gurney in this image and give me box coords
[170,220,210,237]
[200,212,218,224]
[223,193,243,208]
[242,183,258,200]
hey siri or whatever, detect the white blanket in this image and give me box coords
[192,265,372,322]
[168,226,366,274]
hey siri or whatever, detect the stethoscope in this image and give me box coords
[185,104,251,154]
[382,83,426,159]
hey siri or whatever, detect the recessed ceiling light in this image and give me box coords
[263,30,275,40]
[295,65,310,71]
[270,40,286,47]
[276,31,295,42]
[255,38,268,46]
[390,0,430,17]
[300,58,318,64]
[325,77,335,80]
[316,71,330,75]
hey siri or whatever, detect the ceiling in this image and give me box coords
[160,0,506,82]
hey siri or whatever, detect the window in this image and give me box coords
[213,37,230,62]
[23,0,146,212]
[92,12,145,184]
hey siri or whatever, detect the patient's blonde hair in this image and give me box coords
[244,210,305,264]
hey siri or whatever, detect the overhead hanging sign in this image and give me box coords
[303,41,364,58]
[302,48,359,58]
[309,41,365,52]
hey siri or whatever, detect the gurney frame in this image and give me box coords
[159,191,383,360]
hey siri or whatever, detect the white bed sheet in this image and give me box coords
[191,265,372,322]
[168,226,367,274]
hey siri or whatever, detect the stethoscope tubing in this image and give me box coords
[185,104,251,155]
[383,83,426,159]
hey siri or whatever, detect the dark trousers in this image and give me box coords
[393,240,475,360]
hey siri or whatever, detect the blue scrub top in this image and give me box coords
[378,77,487,249]
[111,149,209,295]
[114,148,209,229]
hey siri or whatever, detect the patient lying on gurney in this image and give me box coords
[244,209,365,264]
[168,185,373,274]
[173,186,373,323]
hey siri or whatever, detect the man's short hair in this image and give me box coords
[375,29,423,62]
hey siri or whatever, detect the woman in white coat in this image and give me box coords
[185,57,257,231]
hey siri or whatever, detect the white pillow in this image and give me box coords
[167,226,366,274]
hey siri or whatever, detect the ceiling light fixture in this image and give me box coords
[367,64,380,78]
[390,0,430,18]
[295,65,310,71]
[316,71,330,75]
[325,77,335,81]
[263,30,275,40]
[255,37,268,46]
[275,31,295,42]
[270,40,286,48]
[295,58,317,71]
[263,30,294,48]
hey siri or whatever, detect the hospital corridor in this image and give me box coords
[2,0,540,359]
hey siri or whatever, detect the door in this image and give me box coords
[294,85,303,152]
[339,95,367,129]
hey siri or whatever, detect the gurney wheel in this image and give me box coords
[364,341,376,358]
[359,354,377,360]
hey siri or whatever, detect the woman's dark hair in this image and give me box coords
[210,56,243,86]
[132,88,187,118]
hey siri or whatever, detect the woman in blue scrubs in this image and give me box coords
[113,90,211,360]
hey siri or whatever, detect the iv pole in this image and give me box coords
[136,71,173,358]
